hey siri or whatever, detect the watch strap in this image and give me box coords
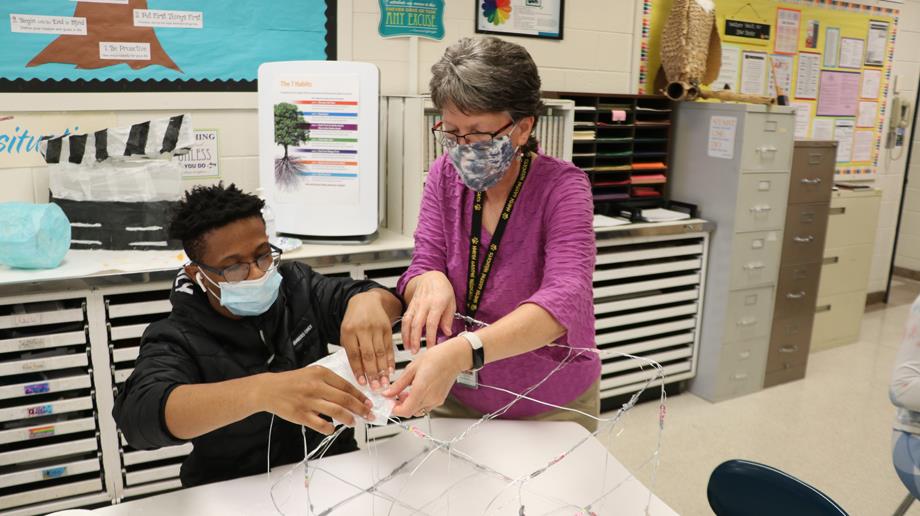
[459,331,485,371]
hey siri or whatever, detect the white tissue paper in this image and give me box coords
[313,349,395,426]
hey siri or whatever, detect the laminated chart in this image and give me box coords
[272,75,361,205]
[1,0,329,82]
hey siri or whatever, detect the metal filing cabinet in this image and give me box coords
[811,189,881,351]
[669,102,795,402]
[764,141,836,388]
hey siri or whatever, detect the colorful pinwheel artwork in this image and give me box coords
[482,0,512,26]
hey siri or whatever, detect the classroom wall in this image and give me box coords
[339,0,641,95]
[894,0,920,276]
[873,0,920,292]
[0,0,915,297]
[896,140,920,273]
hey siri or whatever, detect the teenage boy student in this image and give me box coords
[113,183,403,486]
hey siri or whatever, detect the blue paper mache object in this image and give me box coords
[0,202,71,269]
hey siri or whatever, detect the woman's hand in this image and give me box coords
[258,366,374,435]
[384,337,472,417]
[341,289,399,390]
[402,271,456,354]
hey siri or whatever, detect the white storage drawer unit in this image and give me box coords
[593,223,709,399]
[0,293,111,516]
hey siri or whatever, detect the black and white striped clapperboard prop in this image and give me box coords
[39,114,193,251]
[40,114,193,165]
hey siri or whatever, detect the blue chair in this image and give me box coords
[707,460,848,516]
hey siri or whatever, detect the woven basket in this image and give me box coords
[660,0,716,85]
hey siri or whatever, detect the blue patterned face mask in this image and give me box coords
[447,125,519,192]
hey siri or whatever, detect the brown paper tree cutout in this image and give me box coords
[27,0,181,72]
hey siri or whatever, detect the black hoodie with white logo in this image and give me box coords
[113,262,381,487]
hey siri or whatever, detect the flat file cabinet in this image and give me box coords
[763,141,836,388]
[669,102,795,401]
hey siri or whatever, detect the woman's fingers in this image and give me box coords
[409,305,428,353]
[391,388,424,418]
[383,364,415,398]
[425,309,442,349]
[439,305,454,337]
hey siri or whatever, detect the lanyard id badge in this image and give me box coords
[465,153,532,318]
[457,370,479,388]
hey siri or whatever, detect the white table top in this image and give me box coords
[92,419,676,516]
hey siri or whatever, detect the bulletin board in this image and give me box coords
[0,0,332,90]
[639,0,899,179]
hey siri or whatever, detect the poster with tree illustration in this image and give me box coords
[274,102,309,190]
[1,0,331,83]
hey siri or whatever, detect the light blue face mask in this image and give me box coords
[447,125,519,192]
[197,268,282,317]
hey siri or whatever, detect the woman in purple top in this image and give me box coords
[384,37,601,430]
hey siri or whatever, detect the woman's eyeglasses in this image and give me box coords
[196,244,283,283]
[431,120,515,147]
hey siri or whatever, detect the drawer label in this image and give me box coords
[17,337,48,350]
[13,313,42,326]
[42,466,67,479]
[29,425,56,439]
[24,382,50,395]
[22,361,48,372]
[28,404,53,417]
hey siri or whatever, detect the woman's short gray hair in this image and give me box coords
[430,36,543,152]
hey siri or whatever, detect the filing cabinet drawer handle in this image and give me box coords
[780,345,800,353]
[815,304,832,313]
[793,235,815,243]
[823,256,840,265]
[786,291,806,299]
[756,146,778,154]
[732,373,749,381]
[829,207,846,215]
[749,205,773,213]
[736,318,758,326]
[743,262,766,271]
[800,178,822,185]
[739,351,751,359]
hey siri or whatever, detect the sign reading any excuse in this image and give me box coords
[378,0,444,39]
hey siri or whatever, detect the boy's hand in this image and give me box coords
[259,365,373,435]
[341,289,401,391]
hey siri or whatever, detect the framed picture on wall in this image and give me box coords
[475,0,565,40]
